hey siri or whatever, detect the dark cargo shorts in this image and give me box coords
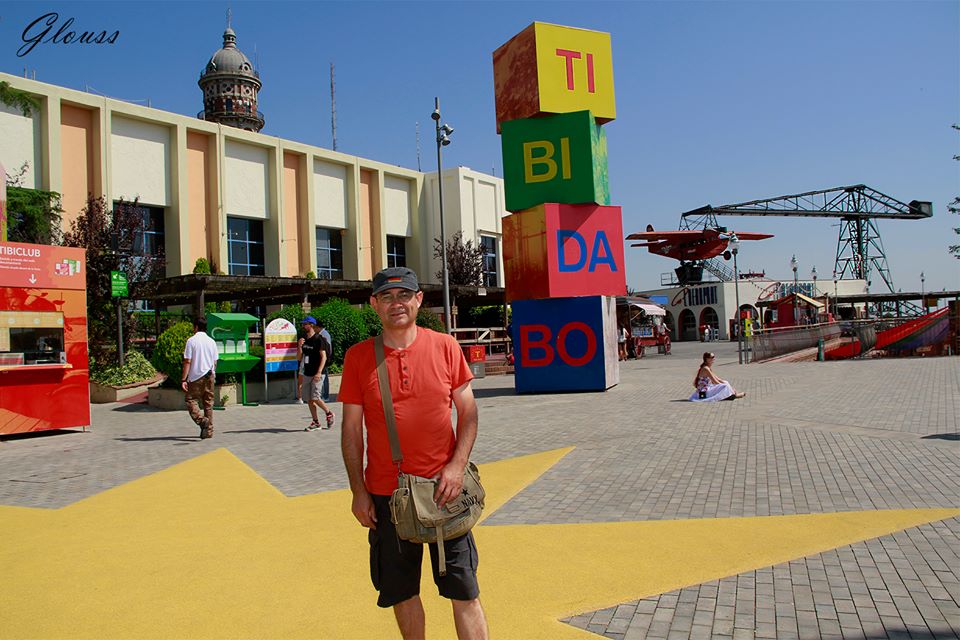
[369,494,480,608]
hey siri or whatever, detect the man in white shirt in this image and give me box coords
[181,317,219,439]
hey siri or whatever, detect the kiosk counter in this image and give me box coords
[0,241,89,434]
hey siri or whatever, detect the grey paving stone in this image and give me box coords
[4,342,958,639]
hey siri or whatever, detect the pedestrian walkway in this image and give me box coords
[1,341,957,639]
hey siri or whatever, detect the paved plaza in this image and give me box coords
[1,341,958,639]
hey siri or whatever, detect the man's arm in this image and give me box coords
[341,403,376,529]
[181,359,191,392]
[434,380,478,508]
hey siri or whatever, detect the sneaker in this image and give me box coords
[324,411,335,430]
[304,421,320,431]
[295,398,304,405]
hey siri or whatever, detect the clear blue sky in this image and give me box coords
[2,1,957,293]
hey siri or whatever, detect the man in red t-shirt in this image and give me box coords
[339,267,488,639]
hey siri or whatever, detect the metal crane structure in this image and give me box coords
[679,185,932,298]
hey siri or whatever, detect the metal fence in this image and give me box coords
[748,322,842,362]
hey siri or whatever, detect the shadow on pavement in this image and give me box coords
[110,403,170,413]
[222,428,302,434]
[114,436,198,443]
[921,432,960,441]
[473,387,518,399]
[1,429,88,442]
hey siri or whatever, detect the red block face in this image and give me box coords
[503,203,626,302]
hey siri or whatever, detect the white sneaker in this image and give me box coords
[305,421,320,431]
[296,398,304,405]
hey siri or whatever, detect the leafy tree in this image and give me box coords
[950,124,959,259]
[4,163,64,245]
[434,231,484,286]
[62,196,165,364]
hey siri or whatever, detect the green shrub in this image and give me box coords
[313,298,366,365]
[416,307,444,332]
[466,304,509,328]
[151,321,194,383]
[360,304,382,337]
[90,350,158,386]
[305,270,316,279]
[266,304,306,327]
[193,257,211,274]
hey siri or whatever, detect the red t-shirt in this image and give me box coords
[338,327,474,495]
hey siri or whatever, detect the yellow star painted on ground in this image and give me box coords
[1,448,957,639]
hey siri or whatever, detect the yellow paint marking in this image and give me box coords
[0,448,956,639]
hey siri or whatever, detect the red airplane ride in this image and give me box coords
[626,225,773,262]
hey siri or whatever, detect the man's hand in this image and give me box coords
[351,489,377,529]
[181,380,188,392]
[434,460,466,509]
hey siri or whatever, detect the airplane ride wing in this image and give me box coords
[625,230,711,241]
[731,232,774,240]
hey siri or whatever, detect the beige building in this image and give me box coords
[0,71,506,288]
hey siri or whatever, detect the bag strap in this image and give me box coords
[374,335,403,465]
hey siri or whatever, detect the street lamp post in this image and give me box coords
[790,254,798,326]
[432,97,454,333]
[921,271,925,299]
[811,265,818,321]
[833,270,838,320]
[729,234,743,364]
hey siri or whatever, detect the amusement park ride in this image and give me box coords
[627,225,773,262]
[632,185,932,314]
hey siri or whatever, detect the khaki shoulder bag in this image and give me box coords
[375,335,485,576]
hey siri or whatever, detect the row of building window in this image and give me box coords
[120,204,498,286]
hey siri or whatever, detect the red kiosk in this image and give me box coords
[0,241,90,434]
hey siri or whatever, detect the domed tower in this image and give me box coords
[198,23,264,132]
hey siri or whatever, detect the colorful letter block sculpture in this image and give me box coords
[495,22,623,394]
[501,111,609,212]
[511,296,619,393]
[502,203,625,302]
[493,22,616,131]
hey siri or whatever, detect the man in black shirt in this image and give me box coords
[298,316,335,430]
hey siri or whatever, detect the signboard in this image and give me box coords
[264,317,299,373]
[110,271,128,297]
[0,241,85,290]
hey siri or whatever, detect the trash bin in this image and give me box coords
[469,361,486,379]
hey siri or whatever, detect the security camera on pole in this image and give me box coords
[432,98,454,333]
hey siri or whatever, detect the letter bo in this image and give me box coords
[493,22,616,131]
[511,296,619,393]
[501,111,609,212]
[502,203,626,302]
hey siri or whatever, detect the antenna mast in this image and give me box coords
[330,62,338,151]
[416,122,421,171]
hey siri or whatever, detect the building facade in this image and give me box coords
[640,277,868,342]
[0,72,505,288]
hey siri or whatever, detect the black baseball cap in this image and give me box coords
[372,267,419,296]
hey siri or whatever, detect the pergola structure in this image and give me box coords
[130,274,506,320]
